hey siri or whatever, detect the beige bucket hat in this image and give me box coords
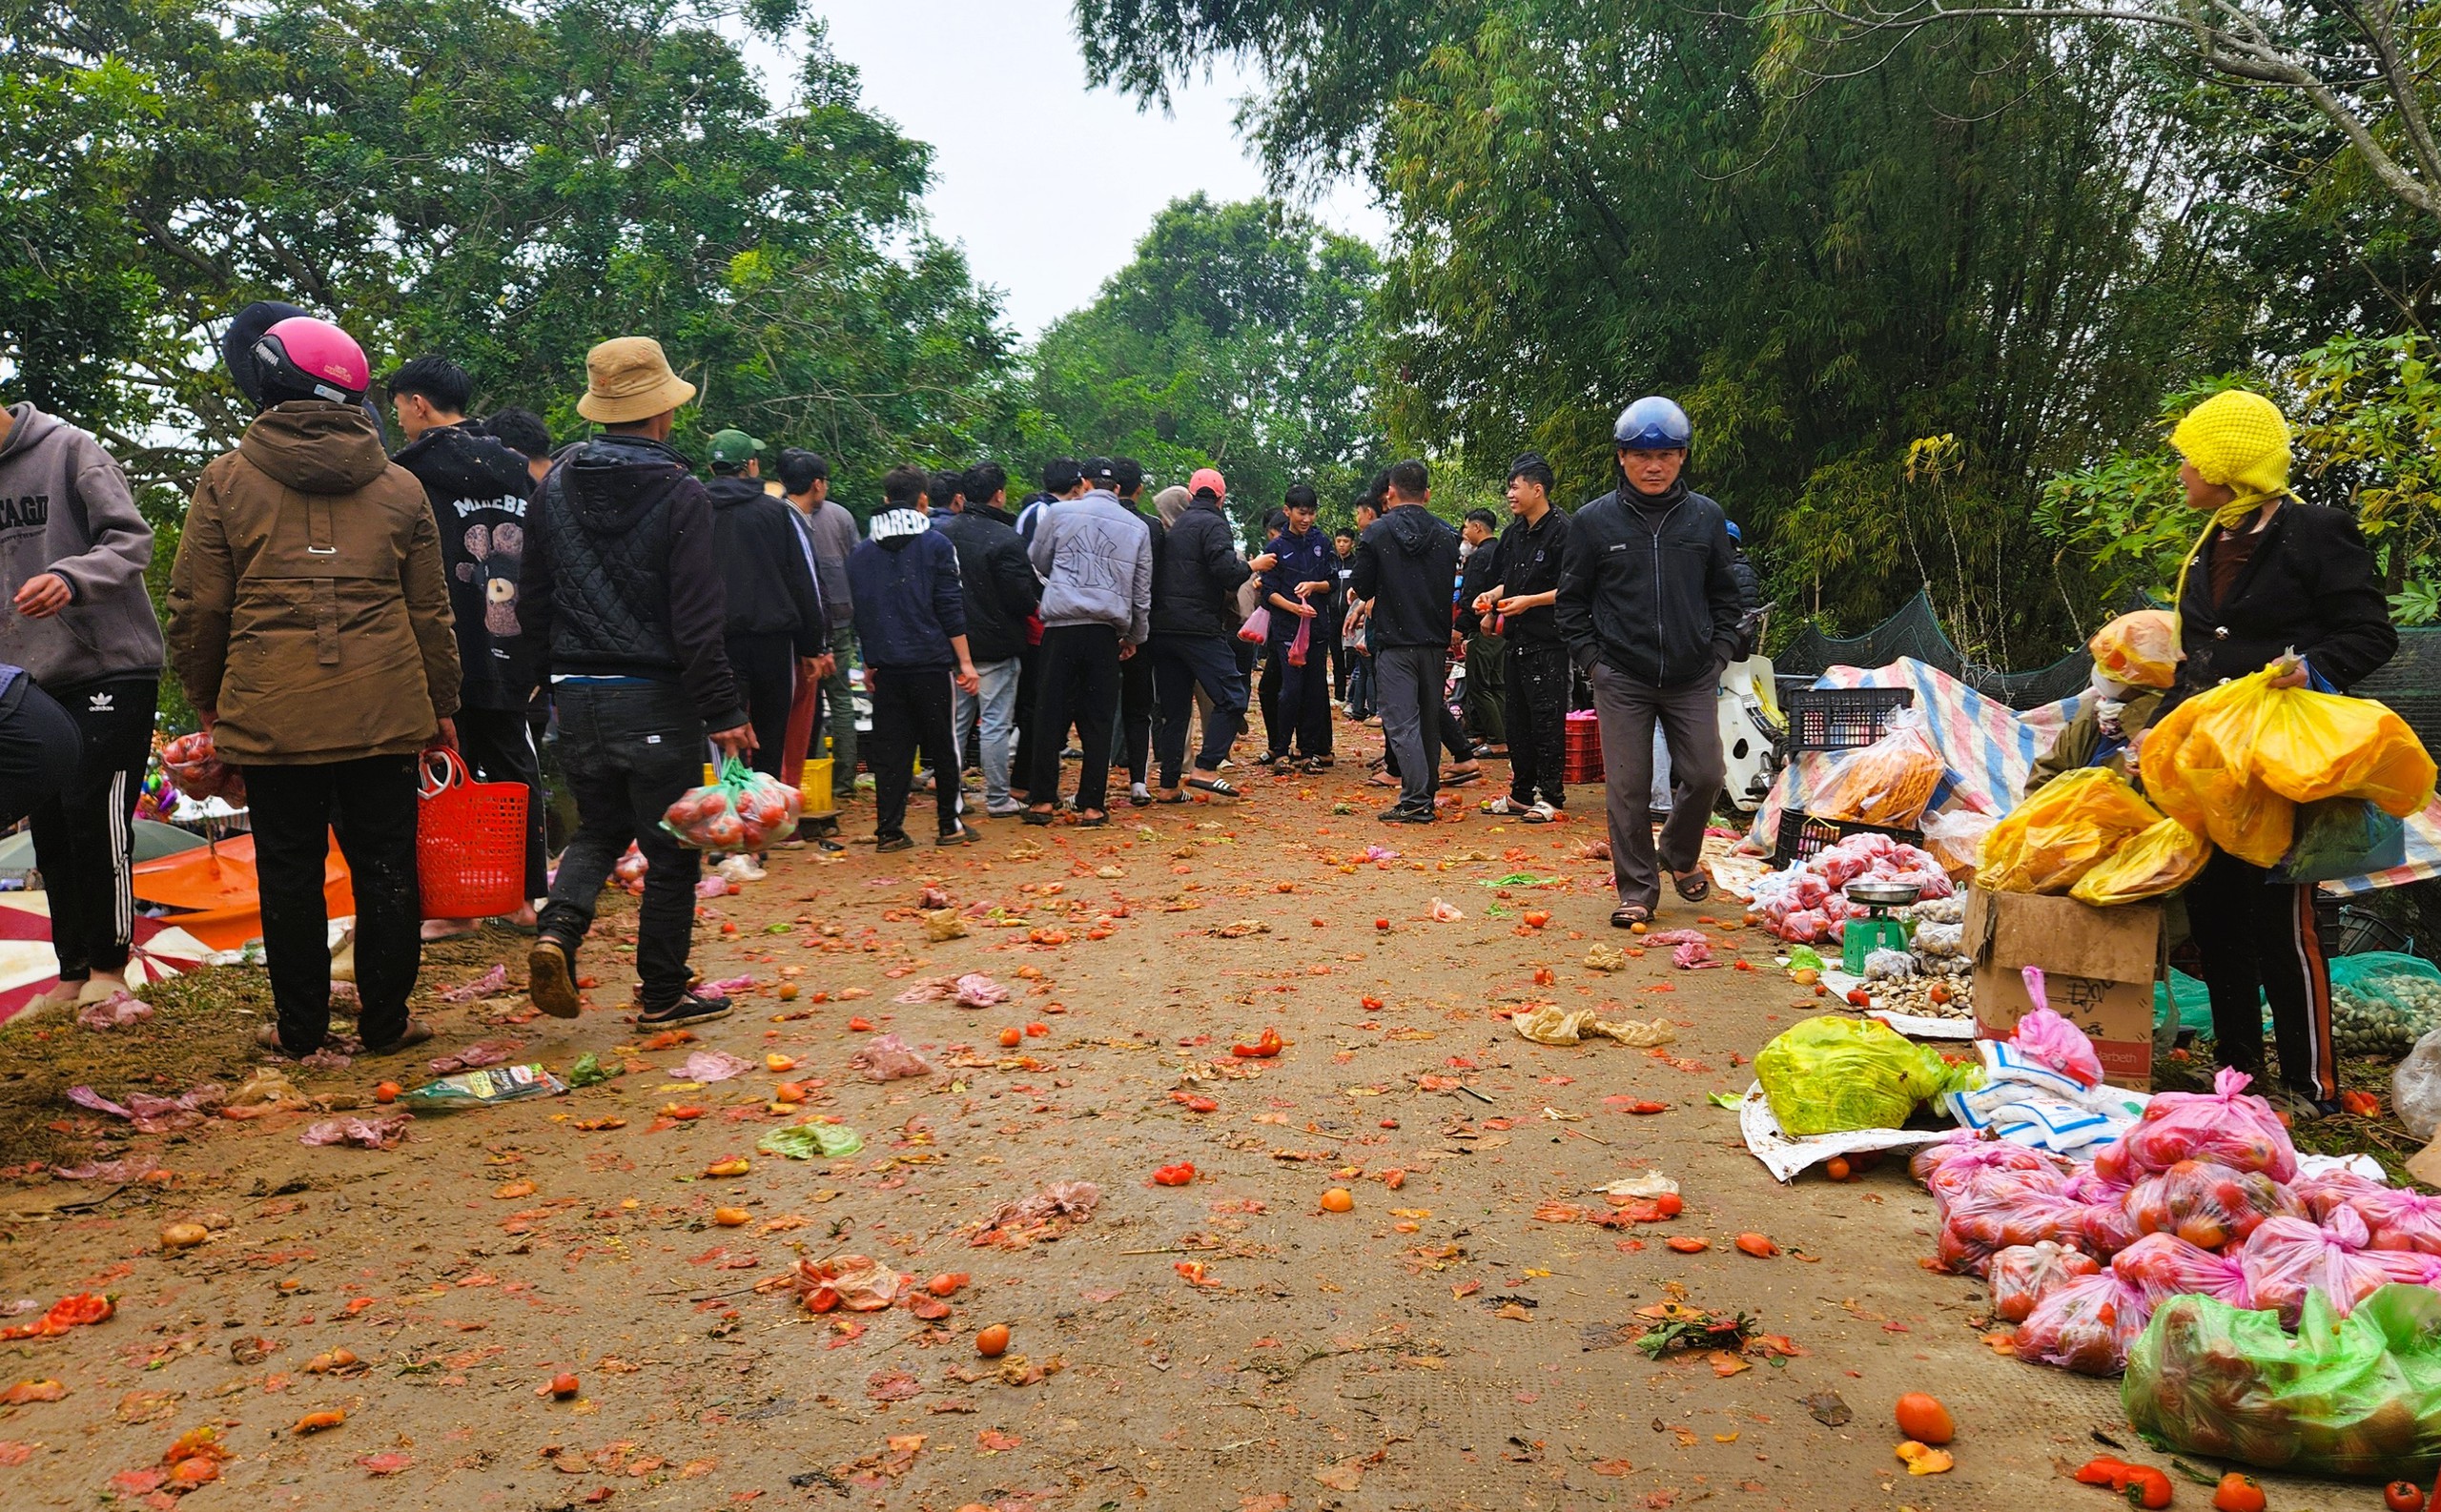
[576,337,697,424]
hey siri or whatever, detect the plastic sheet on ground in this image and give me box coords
[1735,1081,1953,1183]
[1511,1006,1676,1047]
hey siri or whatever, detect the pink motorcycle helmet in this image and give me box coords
[251,316,370,405]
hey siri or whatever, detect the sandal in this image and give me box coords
[1610,904,1651,929]
[1366,771,1402,788]
[1672,868,1713,903]
[1077,810,1108,828]
[1184,774,1240,799]
[1441,766,1484,787]
[1021,807,1055,826]
[1519,801,1557,825]
[1153,790,1190,805]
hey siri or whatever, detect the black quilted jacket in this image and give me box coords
[522,435,745,731]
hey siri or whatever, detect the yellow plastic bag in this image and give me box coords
[2088,610,2180,689]
[2139,670,2296,867]
[2251,687,2435,816]
[1978,767,2165,894]
[1809,710,1945,827]
[2069,817,2211,906]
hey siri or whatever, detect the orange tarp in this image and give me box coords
[132,832,354,950]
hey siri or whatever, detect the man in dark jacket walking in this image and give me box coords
[1351,460,1461,822]
[704,429,829,787]
[388,355,550,936]
[520,337,755,1029]
[1474,453,1572,822]
[1149,468,1252,801]
[1556,398,1744,926]
[1261,483,1338,770]
[936,462,1038,817]
[849,468,982,849]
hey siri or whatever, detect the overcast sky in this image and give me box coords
[750,2,1385,338]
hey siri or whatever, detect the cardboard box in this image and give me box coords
[1964,885,2165,1086]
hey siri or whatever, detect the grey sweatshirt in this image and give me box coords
[1027,488,1153,644]
[0,404,164,688]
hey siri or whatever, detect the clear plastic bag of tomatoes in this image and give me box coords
[1976,767,2164,894]
[2110,1068,2299,1183]
[2013,1270,2150,1376]
[1987,1240,2100,1323]
[1935,1169,2082,1276]
[1806,708,1945,828]
[2238,1208,2394,1327]
[2123,1284,2441,1479]
[1912,1136,2067,1219]
[2124,1158,2303,1252]
[660,757,801,851]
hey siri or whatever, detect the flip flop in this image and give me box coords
[1441,766,1484,787]
[1184,775,1241,799]
[1078,811,1108,828]
[1480,795,1524,815]
[1610,904,1651,928]
[1153,791,1190,805]
[1021,808,1055,826]
[1672,868,1713,903]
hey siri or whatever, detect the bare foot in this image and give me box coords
[421,918,479,942]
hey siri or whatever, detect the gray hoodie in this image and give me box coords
[1027,487,1153,644]
[0,404,164,689]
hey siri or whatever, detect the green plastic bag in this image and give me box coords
[2124,1284,2441,1480]
[2330,950,2441,1059]
[758,1122,864,1159]
[1753,1015,1979,1136]
[565,1052,614,1089]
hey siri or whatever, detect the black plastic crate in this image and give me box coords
[1772,810,1924,868]
[1783,686,1916,752]
[2311,899,2413,957]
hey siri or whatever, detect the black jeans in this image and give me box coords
[2187,849,2338,1102]
[250,755,421,1052]
[1505,641,1571,808]
[1257,645,1282,752]
[540,684,704,1012]
[868,665,960,840]
[727,631,796,782]
[1115,643,1155,787]
[29,676,154,979]
[1151,635,1247,786]
[1029,623,1121,812]
[457,706,549,904]
[1271,631,1333,759]
[0,677,76,829]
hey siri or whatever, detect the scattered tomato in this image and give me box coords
[705,1157,749,1177]
[1319,1188,1355,1213]
[765,1053,797,1073]
[2342,1090,2383,1117]
[1024,1022,1049,1037]
[997,1027,1022,1048]
[925,1273,969,1297]
[1665,1236,1709,1254]
[1733,1233,1777,1258]
[1231,1028,1284,1058]
[773,1082,807,1104]
[1522,909,1550,929]
[974,1323,1011,1357]
[1894,1440,1953,1475]
[2121,1465,2172,1508]
[1824,1156,1853,1181]
[1375,919,1389,930]
[1152,1163,1197,1187]
[373,1080,400,1104]
[1894,1392,1953,1445]
[2210,1473,2266,1512]
[1846,988,1873,1009]
[2384,1482,2426,1512]
[168,1457,221,1486]
[550,1372,581,1400]
[293,1409,346,1434]
[711,1207,750,1227]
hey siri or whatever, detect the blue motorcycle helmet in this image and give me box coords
[1613,396,1692,452]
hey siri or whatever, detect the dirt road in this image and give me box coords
[0,751,2354,1510]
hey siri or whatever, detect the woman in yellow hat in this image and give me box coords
[2164,388,2397,1118]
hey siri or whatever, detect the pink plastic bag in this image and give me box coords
[2013,1271,2150,1376]
[2341,1184,2441,1254]
[846,1032,933,1083]
[1912,1137,2066,1219]
[1286,611,1313,667]
[2114,1068,2299,1182]
[2109,1233,2254,1311]
[1936,1169,2082,1276]
[2289,1168,2389,1223]
[1237,604,1270,644]
[2010,977,2103,1089]
[2124,1159,2302,1251]
[2237,1208,2392,1325]
[1988,1241,2100,1323]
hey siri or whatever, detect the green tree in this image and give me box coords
[989,194,1387,533]
[2,0,1007,503]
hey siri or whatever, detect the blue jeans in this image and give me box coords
[1151,635,1246,787]
[540,683,705,1011]
[955,657,1021,809]
[1345,649,1375,719]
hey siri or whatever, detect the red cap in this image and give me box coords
[1188,467,1226,501]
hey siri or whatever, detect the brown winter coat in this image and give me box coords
[166,401,460,765]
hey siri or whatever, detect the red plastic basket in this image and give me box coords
[1563,709,1605,786]
[417,748,530,919]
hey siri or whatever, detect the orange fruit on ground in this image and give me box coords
[1320,1188,1355,1213]
[1895,1392,1955,1445]
[549,1373,580,1400]
[974,1323,1011,1357]
[997,1028,1022,1048]
[711,1207,750,1227]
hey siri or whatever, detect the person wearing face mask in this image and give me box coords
[2025,611,2177,792]
[1555,397,1745,928]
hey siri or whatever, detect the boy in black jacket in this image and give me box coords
[934,462,1039,817]
[848,467,982,849]
[1350,460,1461,822]
[703,428,829,783]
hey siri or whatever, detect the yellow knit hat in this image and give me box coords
[2170,389,2292,509]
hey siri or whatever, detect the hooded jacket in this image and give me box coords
[705,474,826,656]
[1029,488,1153,643]
[392,421,538,710]
[848,511,968,670]
[932,501,1038,664]
[166,400,460,764]
[1350,503,1461,651]
[2172,502,2396,697]
[521,434,744,732]
[1150,496,1248,640]
[1555,482,1744,689]
[0,404,165,690]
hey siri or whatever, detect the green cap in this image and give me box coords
[707,428,765,464]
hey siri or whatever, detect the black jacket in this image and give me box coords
[847,528,967,670]
[2174,501,2397,696]
[1555,483,1744,689]
[1457,536,1504,637]
[1351,504,1461,651]
[523,435,744,730]
[1492,507,1571,645]
[1151,497,1250,640]
[933,501,1039,664]
[706,475,825,655]
[393,422,539,710]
